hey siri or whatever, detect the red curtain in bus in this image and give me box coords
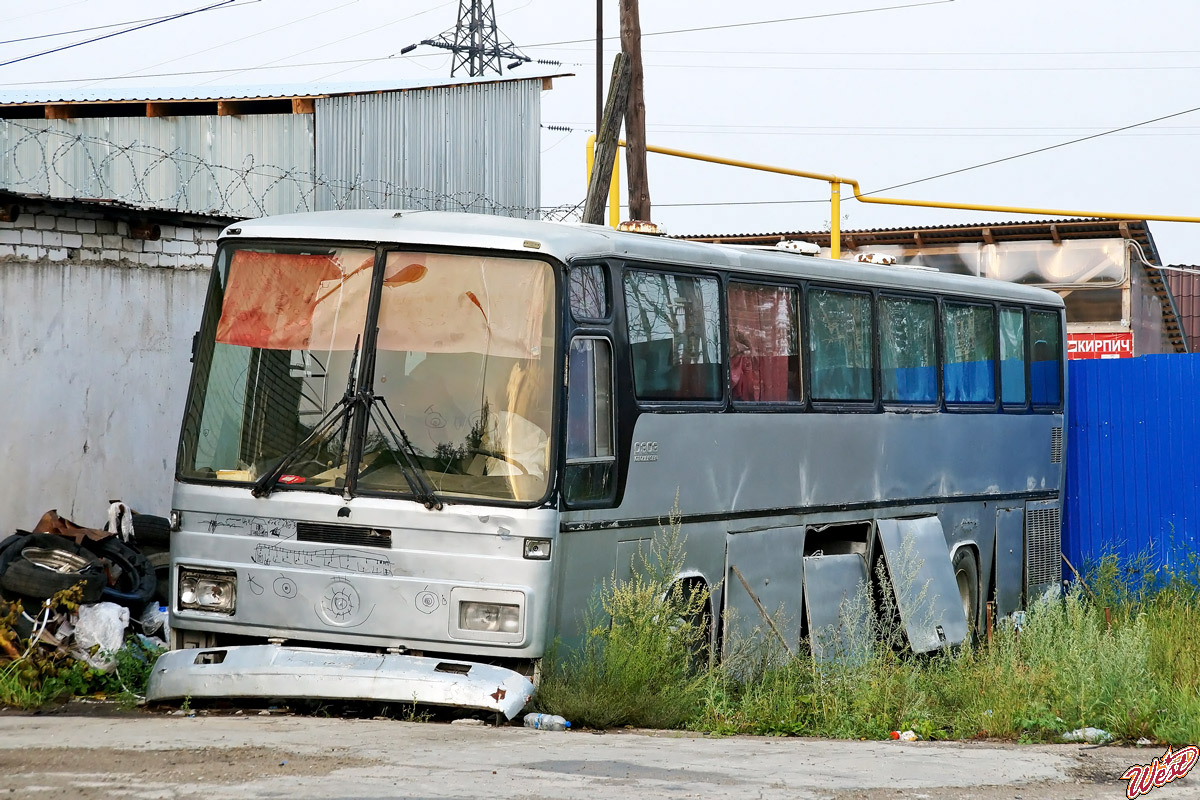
[215,250,373,350]
[728,283,797,402]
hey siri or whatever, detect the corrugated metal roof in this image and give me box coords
[1166,267,1200,354]
[0,188,238,223]
[680,218,1161,260]
[0,72,569,107]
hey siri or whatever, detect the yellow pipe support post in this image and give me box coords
[584,134,622,229]
[609,154,620,229]
[830,182,841,261]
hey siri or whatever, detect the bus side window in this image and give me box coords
[623,270,723,401]
[564,337,616,505]
[1029,310,1063,407]
[728,282,802,403]
[808,288,873,402]
[999,307,1027,407]
[943,302,996,405]
[879,295,937,404]
[569,264,609,321]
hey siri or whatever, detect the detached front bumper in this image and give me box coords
[146,644,534,719]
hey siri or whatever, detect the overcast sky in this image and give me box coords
[3,0,1200,263]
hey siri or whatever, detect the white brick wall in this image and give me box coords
[0,204,224,269]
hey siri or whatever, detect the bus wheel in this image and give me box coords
[671,578,712,670]
[953,548,980,641]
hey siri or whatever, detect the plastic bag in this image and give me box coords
[71,602,130,672]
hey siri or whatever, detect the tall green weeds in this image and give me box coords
[535,527,1200,745]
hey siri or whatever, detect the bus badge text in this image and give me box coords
[633,441,659,462]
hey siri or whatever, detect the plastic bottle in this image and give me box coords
[523,712,571,731]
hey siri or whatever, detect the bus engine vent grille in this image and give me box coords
[1025,506,1061,588]
[1051,427,1063,464]
[296,523,392,549]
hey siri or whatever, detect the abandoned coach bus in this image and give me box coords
[148,210,1066,716]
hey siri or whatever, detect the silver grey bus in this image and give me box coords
[148,210,1066,717]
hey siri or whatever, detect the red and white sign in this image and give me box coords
[1068,331,1134,360]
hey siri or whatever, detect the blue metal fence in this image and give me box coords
[1064,355,1200,577]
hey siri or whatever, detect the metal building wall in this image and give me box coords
[1064,355,1200,575]
[315,80,541,217]
[0,115,315,217]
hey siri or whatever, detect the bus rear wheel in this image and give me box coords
[953,548,980,641]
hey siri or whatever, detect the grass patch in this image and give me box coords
[0,589,164,710]
[535,529,1200,744]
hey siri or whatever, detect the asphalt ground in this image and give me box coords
[0,711,1194,799]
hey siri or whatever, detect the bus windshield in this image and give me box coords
[178,244,557,504]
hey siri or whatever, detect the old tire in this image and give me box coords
[146,550,171,606]
[0,534,107,603]
[953,547,980,640]
[88,538,157,609]
[132,514,171,548]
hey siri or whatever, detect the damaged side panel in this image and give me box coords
[875,517,968,653]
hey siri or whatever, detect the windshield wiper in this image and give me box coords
[252,337,360,499]
[367,393,444,511]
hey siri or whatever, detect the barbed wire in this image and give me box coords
[0,119,584,223]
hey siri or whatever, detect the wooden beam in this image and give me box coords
[913,231,925,249]
[44,104,72,120]
[146,102,168,118]
[1119,221,1132,239]
[583,53,630,226]
[541,77,554,91]
[291,97,315,114]
[217,100,244,117]
[1049,223,1061,244]
[981,227,996,245]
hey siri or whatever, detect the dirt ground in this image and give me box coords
[0,706,1193,800]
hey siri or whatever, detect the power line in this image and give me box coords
[621,104,1200,208]
[0,0,243,69]
[78,0,366,88]
[0,53,446,88]
[0,1,261,47]
[862,104,1200,197]
[524,0,956,47]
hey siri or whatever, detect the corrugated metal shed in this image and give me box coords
[315,80,540,216]
[1064,355,1200,576]
[0,75,556,220]
[0,114,315,218]
[1166,267,1200,353]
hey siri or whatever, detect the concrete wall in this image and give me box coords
[0,202,219,531]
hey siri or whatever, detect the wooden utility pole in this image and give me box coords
[583,53,630,225]
[596,0,603,134]
[619,0,650,221]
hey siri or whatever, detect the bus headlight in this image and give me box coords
[459,601,520,633]
[178,568,237,615]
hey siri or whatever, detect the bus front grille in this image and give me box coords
[296,523,392,549]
